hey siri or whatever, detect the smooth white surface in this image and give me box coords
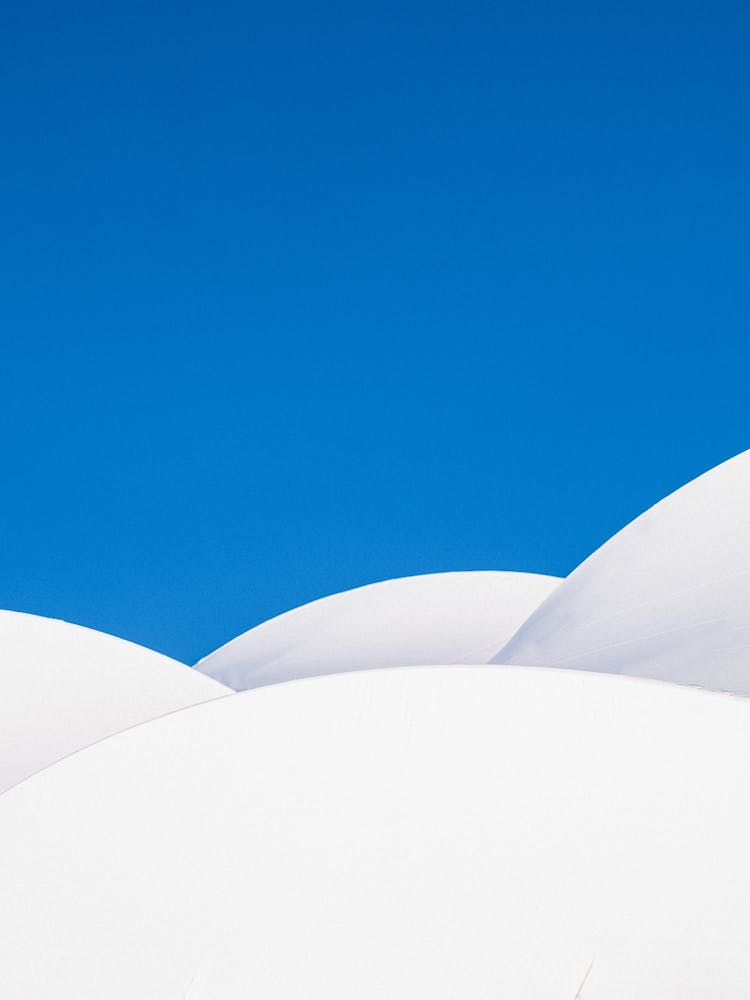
[0,610,229,792]
[2,665,750,998]
[195,571,561,690]
[494,449,750,694]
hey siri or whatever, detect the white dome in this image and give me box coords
[493,449,750,694]
[0,610,230,792]
[2,666,750,998]
[195,571,561,690]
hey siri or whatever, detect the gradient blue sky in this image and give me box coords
[2,0,748,662]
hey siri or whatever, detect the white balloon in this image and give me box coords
[0,610,230,792]
[195,571,561,690]
[494,449,750,694]
[2,665,750,998]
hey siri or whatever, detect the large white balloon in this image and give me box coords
[195,571,561,690]
[0,610,230,792]
[494,449,750,694]
[2,665,750,998]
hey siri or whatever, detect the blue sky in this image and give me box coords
[1,0,748,662]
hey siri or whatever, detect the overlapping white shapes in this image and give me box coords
[494,449,750,694]
[0,610,229,792]
[3,450,750,998]
[1,666,750,999]
[195,571,561,690]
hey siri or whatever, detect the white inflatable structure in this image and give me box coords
[0,610,229,792]
[196,571,561,690]
[493,449,750,694]
[2,666,750,999]
[1,449,750,997]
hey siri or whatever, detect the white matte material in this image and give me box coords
[493,449,750,694]
[195,571,561,690]
[2,666,750,998]
[0,610,230,792]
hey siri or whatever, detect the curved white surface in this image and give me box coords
[0,610,230,792]
[493,449,750,694]
[2,666,750,998]
[195,571,561,690]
